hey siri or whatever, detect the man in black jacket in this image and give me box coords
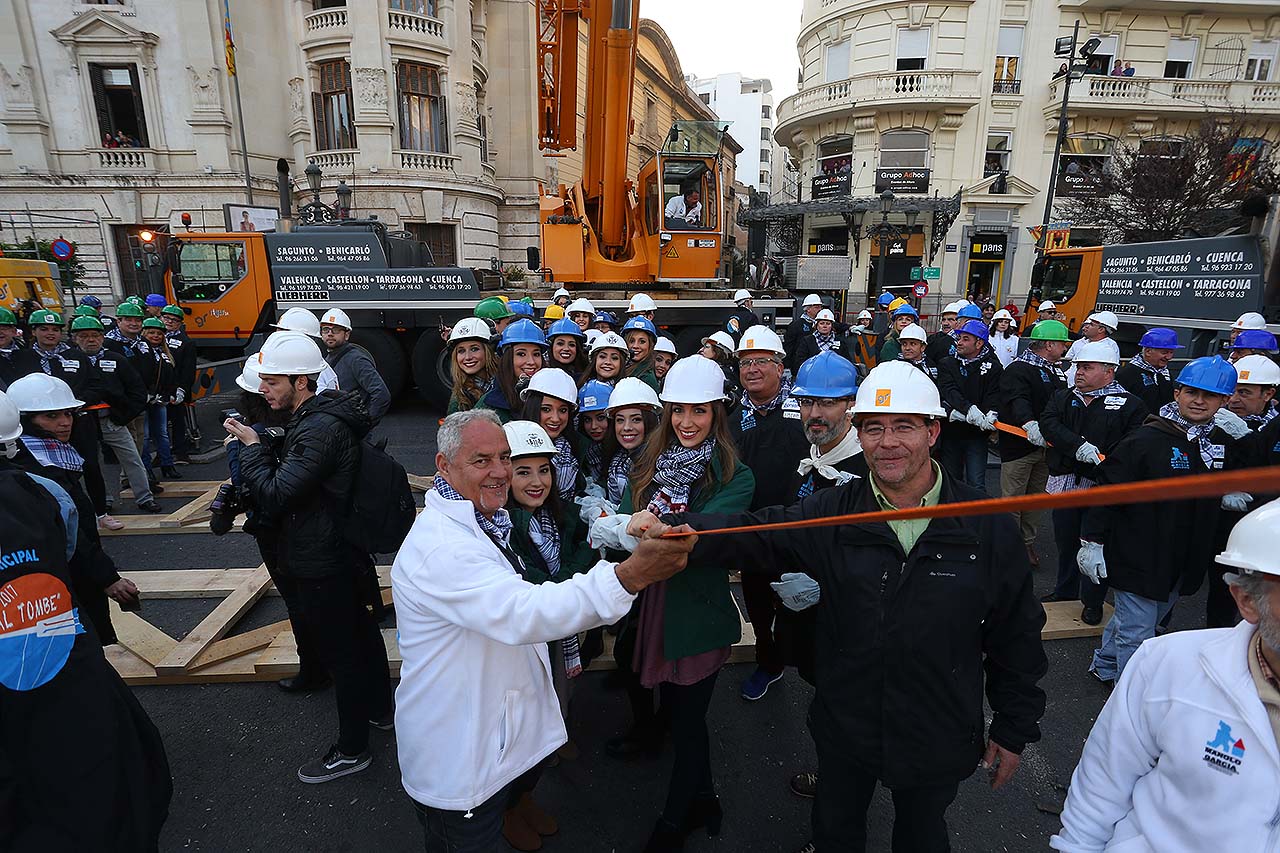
[104,302,157,491]
[997,320,1070,567]
[160,305,198,461]
[227,332,393,784]
[1079,356,1238,684]
[319,307,391,423]
[1039,340,1147,624]
[937,319,1002,493]
[784,294,824,374]
[633,360,1047,852]
[725,289,761,343]
[924,302,959,364]
[0,305,25,388]
[1115,327,1179,413]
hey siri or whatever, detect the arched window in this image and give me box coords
[879,130,929,168]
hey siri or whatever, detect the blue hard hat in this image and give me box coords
[1176,355,1237,396]
[593,311,617,327]
[1233,329,1278,352]
[144,293,167,307]
[892,304,919,318]
[957,319,990,341]
[621,316,658,339]
[578,380,613,413]
[509,301,536,318]
[547,317,586,340]
[877,292,896,307]
[1139,327,1183,350]
[791,350,859,399]
[957,304,983,320]
[79,294,103,309]
[498,318,547,350]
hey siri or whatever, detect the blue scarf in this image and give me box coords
[433,473,512,546]
[552,436,579,501]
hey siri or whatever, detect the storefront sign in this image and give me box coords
[807,238,849,256]
[970,234,1007,259]
[811,172,852,200]
[1093,235,1265,321]
[874,167,930,194]
[1054,169,1104,198]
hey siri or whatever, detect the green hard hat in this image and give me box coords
[71,316,105,333]
[125,295,144,307]
[474,296,516,321]
[116,302,144,318]
[1030,319,1071,342]
[520,296,534,305]
[0,306,17,325]
[28,309,63,326]
[142,317,165,330]
[161,304,184,319]
[74,304,100,318]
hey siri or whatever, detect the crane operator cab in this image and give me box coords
[639,120,727,283]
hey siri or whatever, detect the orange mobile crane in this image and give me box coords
[536,0,729,284]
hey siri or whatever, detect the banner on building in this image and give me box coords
[874,168,930,194]
[811,172,852,200]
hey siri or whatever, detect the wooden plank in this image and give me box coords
[108,645,278,686]
[100,515,244,537]
[257,627,402,677]
[159,484,224,528]
[108,602,178,667]
[189,619,291,671]
[154,565,272,675]
[121,480,227,499]
[1042,600,1112,640]
[406,473,433,492]
[118,567,393,598]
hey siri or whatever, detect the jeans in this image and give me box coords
[741,571,784,675]
[1000,449,1049,544]
[812,756,959,852]
[411,764,542,852]
[98,413,153,506]
[143,404,173,468]
[296,567,394,755]
[940,435,988,493]
[1091,588,1179,682]
[658,670,719,826]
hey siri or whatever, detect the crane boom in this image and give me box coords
[536,0,579,150]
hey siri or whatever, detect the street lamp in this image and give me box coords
[875,191,896,296]
[335,180,352,220]
[305,159,322,202]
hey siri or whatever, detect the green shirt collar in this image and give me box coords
[870,460,943,512]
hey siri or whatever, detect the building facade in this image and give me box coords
[688,72,784,197]
[772,0,1280,311]
[0,0,546,299]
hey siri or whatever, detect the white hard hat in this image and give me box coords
[898,323,927,343]
[503,420,556,459]
[0,390,22,441]
[449,317,493,345]
[701,331,736,354]
[584,328,602,346]
[1087,311,1119,331]
[1217,497,1280,577]
[1233,311,1267,331]
[319,307,352,330]
[857,309,873,321]
[519,367,578,405]
[942,301,963,315]
[802,294,823,307]
[608,376,662,413]
[567,297,595,316]
[628,293,657,313]
[814,309,835,323]
[256,330,328,375]
[237,353,264,394]
[1073,338,1120,366]
[1038,300,1057,312]
[853,360,946,418]
[1233,354,1280,386]
[654,336,677,355]
[7,373,84,412]
[736,325,786,356]
[733,289,753,303]
[992,309,1013,322]
[590,331,628,355]
[273,306,322,338]
[553,287,571,300]
[660,355,729,404]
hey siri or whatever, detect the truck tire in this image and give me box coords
[411,330,452,412]
[353,328,408,398]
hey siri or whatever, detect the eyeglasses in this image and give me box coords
[857,422,928,441]
[797,398,850,411]
[739,357,781,369]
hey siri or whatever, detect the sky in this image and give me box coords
[640,0,805,101]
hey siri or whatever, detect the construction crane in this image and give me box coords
[535,0,730,285]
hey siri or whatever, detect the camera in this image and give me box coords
[221,408,247,424]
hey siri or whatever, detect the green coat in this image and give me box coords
[879,333,901,363]
[618,455,754,660]
[508,504,595,585]
[627,361,660,391]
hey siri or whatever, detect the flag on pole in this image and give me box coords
[223,0,237,77]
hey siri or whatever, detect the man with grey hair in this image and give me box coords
[392,408,700,852]
[1052,498,1280,851]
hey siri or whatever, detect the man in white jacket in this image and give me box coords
[392,408,698,852]
[1052,498,1280,852]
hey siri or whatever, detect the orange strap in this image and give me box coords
[84,403,110,411]
[663,465,1280,538]
[995,420,1105,462]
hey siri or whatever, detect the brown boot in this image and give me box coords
[502,809,542,851]
[515,792,559,836]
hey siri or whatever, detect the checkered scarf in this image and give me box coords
[1158,402,1222,470]
[1128,353,1171,380]
[105,327,150,356]
[739,379,791,431]
[957,345,989,370]
[526,506,582,677]
[433,473,512,546]
[33,343,69,374]
[552,436,579,501]
[1246,403,1280,428]
[20,435,84,473]
[606,450,635,503]
[1017,348,1067,381]
[812,329,835,352]
[1073,380,1127,402]
[583,438,605,482]
[647,439,714,515]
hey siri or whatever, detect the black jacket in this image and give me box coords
[937,346,1003,441]
[783,315,815,373]
[998,358,1066,461]
[239,390,371,579]
[675,470,1047,787]
[35,347,103,405]
[1081,416,1226,600]
[165,329,198,396]
[792,332,851,370]
[0,344,28,388]
[729,393,808,511]
[1039,388,1148,478]
[900,355,939,381]
[1115,361,1174,414]
[79,347,148,425]
[325,342,391,422]
[925,330,955,364]
[725,307,760,342]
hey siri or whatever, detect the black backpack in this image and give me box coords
[342,438,416,554]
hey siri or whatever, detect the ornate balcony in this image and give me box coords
[776,70,981,139]
[1046,75,1280,118]
[307,150,356,171]
[396,150,458,174]
[92,148,155,172]
[302,8,350,49]
[387,8,448,54]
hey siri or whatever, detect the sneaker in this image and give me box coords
[138,500,164,514]
[161,466,183,479]
[795,843,816,853]
[97,514,125,531]
[369,712,395,732]
[790,771,817,798]
[740,667,784,701]
[297,745,372,784]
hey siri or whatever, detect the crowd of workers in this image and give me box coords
[3,283,1279,852]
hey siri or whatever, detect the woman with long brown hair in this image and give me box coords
[446,318,499,415]
[476,318,546,423]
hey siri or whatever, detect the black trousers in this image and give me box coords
[70,413,107,516]
[295,568,393,755]
[658,670,719,826]
[261,550,323,680]
[412,764,543,853]
[741,571,784,675]
[615,616,659,734]
[812,758,959,853]
[1207,515,1241,628]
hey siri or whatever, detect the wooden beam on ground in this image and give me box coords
[1042,600,1112,640]
[153,564,272,676]
[189,619,291,671]
[159,484,224,528]
[99,515,244,537]
[121,480,227,500]
[108,601,178,667]
[119,567,392,598]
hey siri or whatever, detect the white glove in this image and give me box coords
[1222,492,1253,512]
[948,408,968,423]
[965,405,988,428]
[1074,441,1103,466]
[581,481,605,500]
[1077,540,1107,585]
[1022,421,1047,447]
[981,410,999,431]
[770,573,821,612]
[174,387,186,404]
[589,513,638,552]
[146,394,160,405]
[577,495,617,526]
[1214,408,1251,440]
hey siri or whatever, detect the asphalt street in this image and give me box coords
[106,392,1214,852]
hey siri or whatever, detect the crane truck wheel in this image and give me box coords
[352,328,408,398]
[411,330,452,412]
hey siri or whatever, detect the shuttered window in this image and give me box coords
[313,60,356,151]
[397,63,448,152]
[88,63,149,147]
